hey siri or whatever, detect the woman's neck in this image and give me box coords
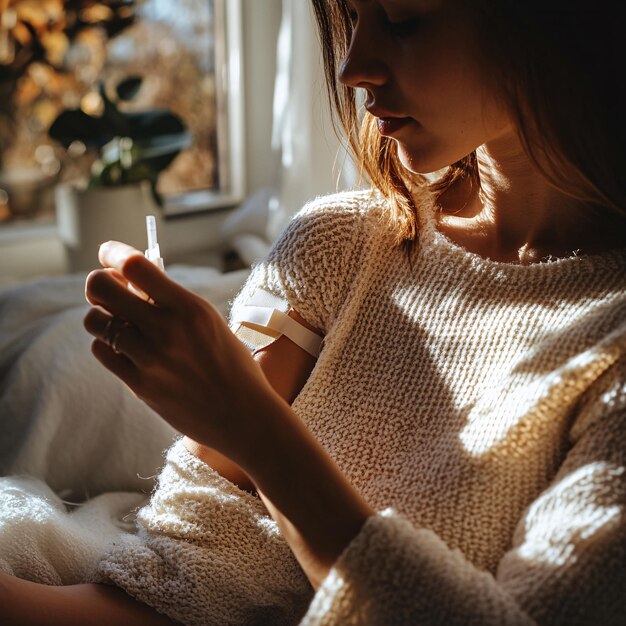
[434,134,626,264]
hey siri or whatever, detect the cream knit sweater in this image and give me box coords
[101,189,626,625]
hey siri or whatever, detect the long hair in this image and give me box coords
[310,0,626,246]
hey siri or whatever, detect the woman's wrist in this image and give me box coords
[219,384,291,473]
[237,393,374,583]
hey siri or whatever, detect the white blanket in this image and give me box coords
[0,266,249,582]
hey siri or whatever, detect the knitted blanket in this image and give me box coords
[100,439,312,626]
[0,441,312,625]
[0,476,146,584]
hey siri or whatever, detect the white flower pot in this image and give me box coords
[56,181,162,272]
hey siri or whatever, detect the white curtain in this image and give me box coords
[268,0,356,240]
[223,0,357,262]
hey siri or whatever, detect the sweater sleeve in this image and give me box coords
[229,192,374,337]
[99,439,312,626]
[299,358,626,626]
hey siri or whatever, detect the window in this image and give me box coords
[0,0,244,226]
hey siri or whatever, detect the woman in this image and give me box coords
[2,0,625,623]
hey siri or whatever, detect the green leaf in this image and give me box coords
[136,131,193,172]
[124,109,186,141]
[99,81,131,136]
[116,76,143,101]
[134,132,193,158]
[98,161,125,186]
[125,162,158,185]
[48,109,112,149]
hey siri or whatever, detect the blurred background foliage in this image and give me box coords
[0,0,217,223]
[0,1,137,163]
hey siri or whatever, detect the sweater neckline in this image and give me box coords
[412,196,626,284]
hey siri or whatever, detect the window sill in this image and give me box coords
[163,189,242,218]
[0,201,238,285]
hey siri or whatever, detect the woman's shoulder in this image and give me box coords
[300,187,387,213]
[247,190,390,332]
[295,188,387,227]
[270,189,388,258]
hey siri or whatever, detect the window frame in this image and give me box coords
[163,0,246,218]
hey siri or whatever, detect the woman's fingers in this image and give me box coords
[91,338,141,391]
[98,241,185,306]
[84,306,155,367]
[85,268,161,333]
[97,240,143,270]
[104,267,128,288]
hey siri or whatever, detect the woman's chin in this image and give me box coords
[396,143,473,176]
[397,145,447,176]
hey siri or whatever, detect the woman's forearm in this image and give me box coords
[0,572,178,626]
[242,394,375,588]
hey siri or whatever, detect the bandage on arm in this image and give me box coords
[230,288,323,358]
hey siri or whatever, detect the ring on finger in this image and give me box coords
[103,316,130,354]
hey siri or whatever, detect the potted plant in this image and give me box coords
[49,75,191,271]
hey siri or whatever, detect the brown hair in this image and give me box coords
[310,0,626,246]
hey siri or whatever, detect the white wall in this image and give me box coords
[242,0,282,195]
[268,0,356,240]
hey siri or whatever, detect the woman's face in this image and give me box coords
[339,0,513,174]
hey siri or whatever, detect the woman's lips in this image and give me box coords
[376,117,412,136]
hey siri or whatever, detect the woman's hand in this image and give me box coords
[83,241,281,466]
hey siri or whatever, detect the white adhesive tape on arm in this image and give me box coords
[231,306,323,358]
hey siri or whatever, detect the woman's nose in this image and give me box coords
[338,27,387,89]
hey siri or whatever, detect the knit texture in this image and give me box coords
[99,439,312,626]
[240,190,626,625]
[102,189,626,625]
[0,476,146,584]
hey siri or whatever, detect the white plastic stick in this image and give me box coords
[145,215,164,270]
[147,215,158,251]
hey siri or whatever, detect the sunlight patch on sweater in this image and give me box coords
[515,462,624,567]
[459,349,614,456]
